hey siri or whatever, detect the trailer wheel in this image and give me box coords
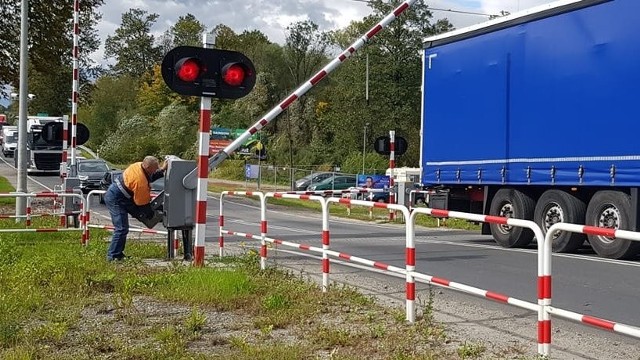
[489,188,535,247]
[534,190,586,253]
[586,191,640,259]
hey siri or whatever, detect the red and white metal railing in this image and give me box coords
[410,207,548,355]
[219,191,267,268]
[543,223,640,340]
[268,192,329,289]
[0,192,86,243]
[216,188,640,357]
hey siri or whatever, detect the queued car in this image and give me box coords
[307,175,357,191]
[368,191,390,203]
[77,159,111,194]
[294,172,334,191]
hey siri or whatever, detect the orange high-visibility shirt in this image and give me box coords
[122,162,152,206]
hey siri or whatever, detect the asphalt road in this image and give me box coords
[3,158,640,356]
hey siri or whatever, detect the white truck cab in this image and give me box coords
[2,126,18,157]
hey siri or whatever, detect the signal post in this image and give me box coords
[160,37,256,265]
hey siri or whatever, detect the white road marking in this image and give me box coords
[0,156,54,191]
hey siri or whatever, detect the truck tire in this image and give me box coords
[489,188,535,248]
[534,190,586,253]
[585,190,640,259]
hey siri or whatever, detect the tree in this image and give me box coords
[28,64,72,116]
[283,20,329,86]
[104,8,162,78]
[0,0,104,98]
[152,104,198,158]
[158,13,206,54]
[280,20,329,170]
[98,114,158,163]
[137,64,179,117]
[84,75,139,149]
[314,0,453,167]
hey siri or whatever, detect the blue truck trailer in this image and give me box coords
[420,0,640,259]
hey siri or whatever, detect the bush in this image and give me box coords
[153,104,199,158]
[98,115,159,164]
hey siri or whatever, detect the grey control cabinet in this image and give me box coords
[163,159,197,229]
[396,181,415,208]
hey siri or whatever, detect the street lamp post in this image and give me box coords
[362,122,369,175]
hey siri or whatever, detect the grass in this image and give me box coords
[0,216,475,359]
[0,177,15,205]
[0,171,538,359]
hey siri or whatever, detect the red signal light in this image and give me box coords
[176,58,202,82]
[222,63,247,86]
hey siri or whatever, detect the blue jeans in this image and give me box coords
[104,184,130,261]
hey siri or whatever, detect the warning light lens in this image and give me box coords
[222,63,246,86]
[176,58,202,82]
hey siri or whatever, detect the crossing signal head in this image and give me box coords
[161,46,256,99]
[41,122,90,146]
[176,58,204,82]
[222,63,246,86]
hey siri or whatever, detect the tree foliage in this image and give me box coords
[84,75,139,149]
[0,0,103,102]
[104,8,162,78]
[75,0,454,169]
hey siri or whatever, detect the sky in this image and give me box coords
[93,0,559,64]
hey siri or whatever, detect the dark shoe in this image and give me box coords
[107,253,128,262]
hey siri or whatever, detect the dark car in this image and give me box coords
[77,159,110,194]
[294,172,334,191]
[368,191,390,203]
[307,175,357,191]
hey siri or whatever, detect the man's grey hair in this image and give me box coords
[142,156,159,168]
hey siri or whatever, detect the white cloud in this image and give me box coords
[90,0,558,66]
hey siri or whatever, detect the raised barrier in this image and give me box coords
[0,192,87,244]
[543,223,640,341]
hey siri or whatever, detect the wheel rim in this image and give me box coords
[543,202,564,240]
[497,202,513,234]
[596,204,620,244]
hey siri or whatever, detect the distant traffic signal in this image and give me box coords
[374,135,408,156]
[41,122,89,146]
[161,46,256,99]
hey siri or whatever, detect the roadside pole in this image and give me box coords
[15,0,29,219]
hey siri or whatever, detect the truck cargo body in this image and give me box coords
[420,0,640,259]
